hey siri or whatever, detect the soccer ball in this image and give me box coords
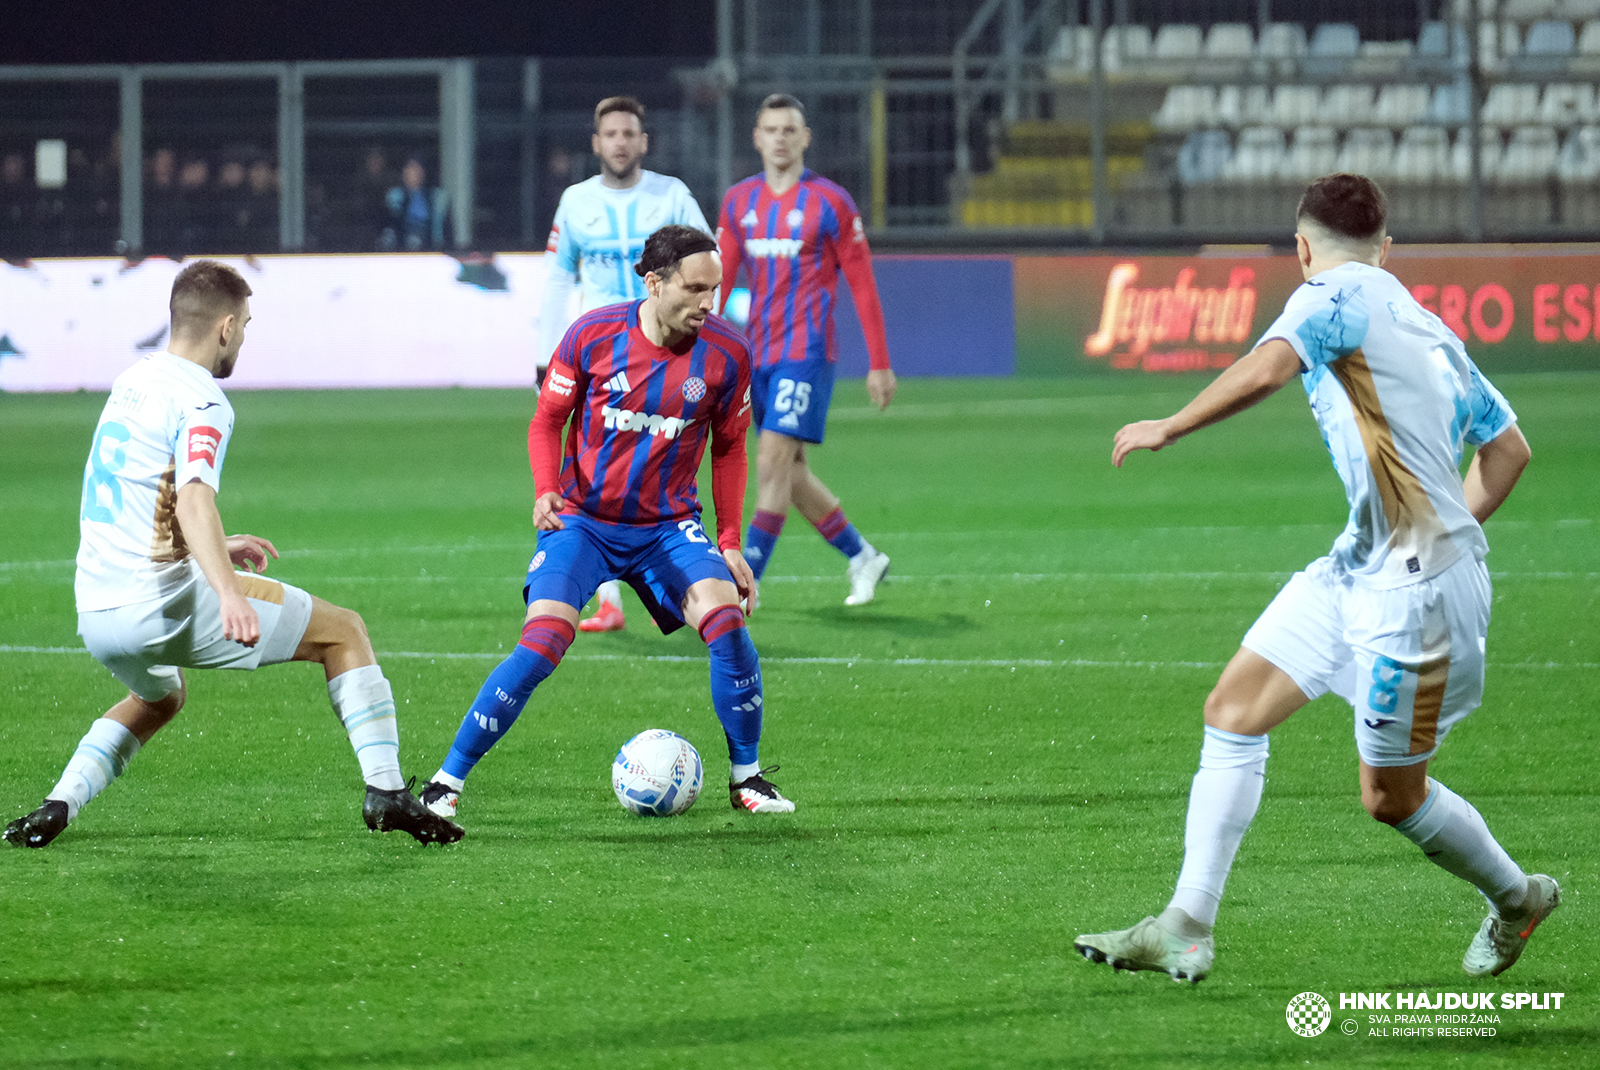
[611,729,703,816]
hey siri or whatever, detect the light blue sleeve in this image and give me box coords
[550,195,580,276]
[1463,359,1517,446]
[1255,280,1372,370]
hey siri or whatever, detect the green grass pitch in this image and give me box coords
[0,373,1595,1069]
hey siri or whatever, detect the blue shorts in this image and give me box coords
[752,358,836,444]
[522,513,731,635]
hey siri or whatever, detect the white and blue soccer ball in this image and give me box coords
[611,729,703,816]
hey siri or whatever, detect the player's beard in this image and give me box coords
[215,351,238,379]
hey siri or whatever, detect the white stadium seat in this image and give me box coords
[1154,85,1217,131]
[1215,84,1272,127]
[1222,126,1286,181]
[1336,128,1397,178]
[1482,82,1543,124]
[1321,84,1377,126]
[1153,24,1204,59]
[1258,23,1308,58]
[1393,126,1453,181]
[1374,84,1432,125]
[1279,126,1340,180]
[1500,127,1561,178]
[1204,23,1255,59]
[1557,124,1600,178]
[1451,129,1506,180]
[1540,82,1597,123]
[1270,84,1323,127]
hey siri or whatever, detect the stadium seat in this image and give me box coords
[1204,23,1255,59]
[1374,84,1432,125]
[1177,129,1234,184]
[1580,19,1600,53]
[1258,23,1308,58]
[1153,24,1204,59]
[1321,84,1377,126]
[1336,128,1397,178]
[1103,24,1153,70]
[1451,128,1506,180]
[1428,79,1474,123]
[1540,82,1597,123]
[1279,126,1340,180]
[1557,123,1600,178]
[1563,0,1600,21]
[1525,18,1578,51]
[1153,86,1217,131]
[1481,20,1520,71]
[1221,126,1285,181]
[1270,85,1323,127]
[1310,23,1361,56]
[1501,127,1562,177]
[1502,0,1561,20]
[1482,82,1543,125]
[1215,84,1272,127]
[1393,126,1453,181]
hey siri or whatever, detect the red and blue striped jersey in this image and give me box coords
[528,301,752,549]
[717,169,891,371]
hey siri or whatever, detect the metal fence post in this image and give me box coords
[119,67,142,255]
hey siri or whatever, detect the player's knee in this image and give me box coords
[145,684,186,719]
[1362,781,1424,826]
[1202,686,1250,733]
[324,603,370,646]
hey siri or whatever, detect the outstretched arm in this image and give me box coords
[1112,339,1302,467]
[175,481,259,645]
[1463,424,1530,524]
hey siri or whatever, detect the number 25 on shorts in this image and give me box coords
[773,378,811,415]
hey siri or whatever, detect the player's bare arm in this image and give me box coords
[1112,339,1302,468]
[1463,424,1531,524]
[174,481,259,646]
[866,368,897,410]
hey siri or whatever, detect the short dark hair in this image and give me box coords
[635,225,717,280]
[170,260,252,337]
[757,93,805,119]
[595,96,646,131]
[1296,173,1387,244]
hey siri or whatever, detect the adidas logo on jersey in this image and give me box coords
[745,238,804,259]
[603,370,632,394]
[740,209,759,228]
[778,412,801,429]
[602,405,689,440]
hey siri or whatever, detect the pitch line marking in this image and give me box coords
[2,645,1594,672]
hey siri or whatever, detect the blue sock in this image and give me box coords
[814,506,865,559]
[698,605,762,767]
[744,509,785,582]
[441,615,575,781]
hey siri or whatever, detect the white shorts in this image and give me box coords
[78,559,315,701]
[1242,553,1491,768]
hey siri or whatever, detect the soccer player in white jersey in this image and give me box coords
[538,95,712,633]
[1075,174,1555,982]
[3,261,462,849]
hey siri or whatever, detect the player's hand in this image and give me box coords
[866,368,897,411]
[227,534,278,574]
[1112,419,1174,468]
[722,548,755,613]
[219,589,261,646]
[532,491,569,531]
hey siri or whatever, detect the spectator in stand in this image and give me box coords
[381,155,449,251]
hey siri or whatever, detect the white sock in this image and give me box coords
[431,770,465,792]
[730,761,761,784]
[1168,726,1269,928]
[596,580,623,610]
[1394,778,1528,911]
[327,665,405,791]
[850,541,877,564]
[47,717,142,822]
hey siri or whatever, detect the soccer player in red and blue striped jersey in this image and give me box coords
[717,94,897,608]
[421,226,795,818]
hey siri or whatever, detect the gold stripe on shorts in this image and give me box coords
[238,574,286,605]
[1409,656,1450,756]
